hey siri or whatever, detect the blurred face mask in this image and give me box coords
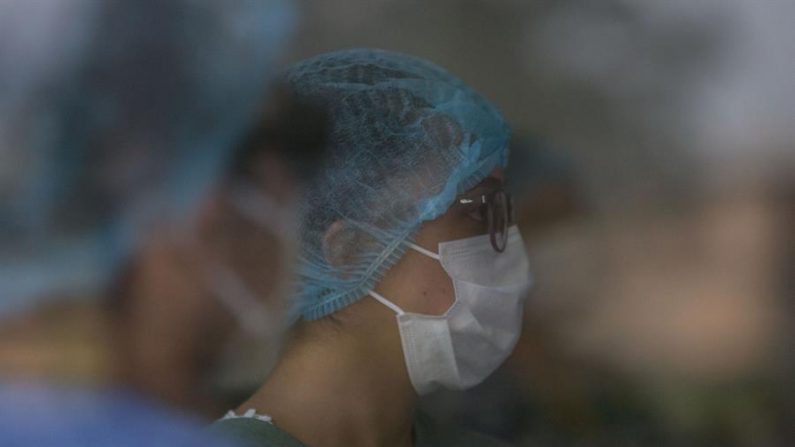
[199,185,297,336]
[369,226,533,395]
[191,185,298,392]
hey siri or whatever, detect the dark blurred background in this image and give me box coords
[2,1,793,445]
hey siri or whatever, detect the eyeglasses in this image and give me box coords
[458,188,514,252]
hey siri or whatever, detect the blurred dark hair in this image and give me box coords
[229,83,330,185]
[107,84,329,316]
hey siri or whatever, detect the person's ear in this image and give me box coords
[322,220,354,268]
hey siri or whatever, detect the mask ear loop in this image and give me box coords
[406,242,440,260]
[176,212,282,339]
[227,183,295,240]
[368,241,442,315]
[204,260,278,338]
[368,290,406,316]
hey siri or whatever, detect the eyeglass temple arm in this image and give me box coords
[458,194,487,205]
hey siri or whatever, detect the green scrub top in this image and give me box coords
[208,411,511,447]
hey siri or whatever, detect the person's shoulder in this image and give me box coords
[414,411,514,447]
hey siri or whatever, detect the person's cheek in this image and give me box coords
[455,214,489,239]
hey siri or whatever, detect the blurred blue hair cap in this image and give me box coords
[0,0,296,318]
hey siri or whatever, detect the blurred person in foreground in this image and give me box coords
[209,48,530,447]
[109,85,328,416]
[0,0,298,445]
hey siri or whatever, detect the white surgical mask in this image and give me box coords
[369,225,533,395]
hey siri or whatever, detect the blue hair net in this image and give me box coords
[0,0,296,318]
[286,49,510,320]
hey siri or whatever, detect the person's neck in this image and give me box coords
[239,314,417,447]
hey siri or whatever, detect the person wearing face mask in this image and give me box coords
[0,0,297,445]
[209,48,532,447]
[110,86,329,416]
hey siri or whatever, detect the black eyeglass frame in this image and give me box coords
[457,188,515,252]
